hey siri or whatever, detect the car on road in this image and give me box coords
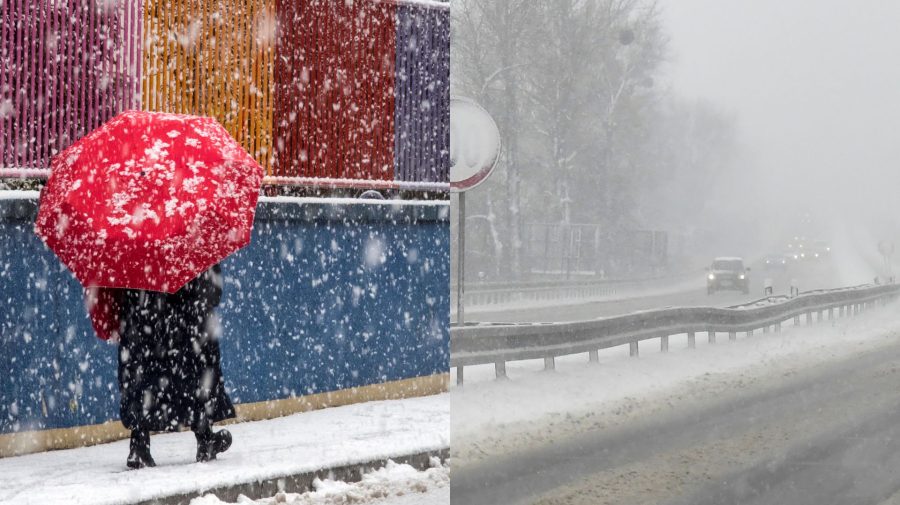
[763,253,789,270]
[707,257,750,294]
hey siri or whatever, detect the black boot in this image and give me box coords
[127,429,156,469]
[195,427,232,462]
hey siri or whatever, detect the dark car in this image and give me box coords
[707,257,750,294]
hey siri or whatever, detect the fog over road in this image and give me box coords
[451,333,900,505]
[469,259,849,323]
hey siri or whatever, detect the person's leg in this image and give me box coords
[193,417,232,462]
[127,428,156,469]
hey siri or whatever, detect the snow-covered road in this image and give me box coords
[0,394,449,505]
[451,298,900,504]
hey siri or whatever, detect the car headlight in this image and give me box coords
[782,260,786,264]
[708,274,715,281]
[814,253,819,258]
[739,274,746,280]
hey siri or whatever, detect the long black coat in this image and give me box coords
[117,264,235,432]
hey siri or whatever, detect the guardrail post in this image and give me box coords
[829,308,835,320]
[708,331,716,344]
[806,312,813,324]
[456,366,464,386]
[729,331,737,341]
[794,315,801,325]
[495,361,507,379]
[819,310,825,322]
[544,356,555,371]
[630,341,639,357]
[775,322,781,332]
[589,350,599,363]
[841,305,847,317]
[661,335,669,353]
[747,329,754,337]
[688,332,696,349]
[763,325,770,334]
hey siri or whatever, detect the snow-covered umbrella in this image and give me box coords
[34,110,264,337]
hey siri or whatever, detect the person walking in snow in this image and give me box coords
[101,264,236,469]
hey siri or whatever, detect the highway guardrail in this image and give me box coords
[450,283,900,384]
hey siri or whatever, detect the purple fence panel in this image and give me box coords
[393,2,450,184]
[0,0,142,172]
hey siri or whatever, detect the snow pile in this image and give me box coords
[190,458,449,505]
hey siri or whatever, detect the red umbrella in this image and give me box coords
[35,110,264,294]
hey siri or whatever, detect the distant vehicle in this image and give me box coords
[809,240,831,260]
[707,257,750,294]
[763,253,789,270]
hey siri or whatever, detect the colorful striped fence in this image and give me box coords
[0,0,449,190]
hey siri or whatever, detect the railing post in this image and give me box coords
[747,329,754,337]
[794,315,801,325]
[456,366,464,386]
[729,331,737,341]
[775,322,781,332]
[544,356,555,371]
[806,312,813,324]
[630,341,639,357]
[708,331,716,344]
[495,361,507,379]
[688,332,696,349]
[661,335,669,353]
[763,325,770,334]
[829,308,835,320]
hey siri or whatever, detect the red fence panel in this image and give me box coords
[274,0,397,181]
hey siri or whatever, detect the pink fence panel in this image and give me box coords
[0,0,142,173]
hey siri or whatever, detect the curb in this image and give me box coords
[134,448,450,505]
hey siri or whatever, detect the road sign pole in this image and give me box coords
[457,192,466,325]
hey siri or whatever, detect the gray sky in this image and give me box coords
[659,0,900,230]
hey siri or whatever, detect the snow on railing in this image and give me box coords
[450,283,900,385]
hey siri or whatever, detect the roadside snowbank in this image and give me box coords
[190,458,449,505]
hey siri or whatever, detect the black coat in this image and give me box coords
[117,264,235,432]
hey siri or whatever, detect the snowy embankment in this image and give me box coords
[190,459,449,505]
[451,300,900,466]
[0,395,448,505]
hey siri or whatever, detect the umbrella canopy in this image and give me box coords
[35,110,264,293]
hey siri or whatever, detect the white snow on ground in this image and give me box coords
[451,300,900,446]
[190,458,449,505]
[0,394,448,505]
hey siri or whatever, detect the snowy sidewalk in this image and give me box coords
[0,394,449,505]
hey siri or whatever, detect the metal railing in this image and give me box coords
[450,283,900,384]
